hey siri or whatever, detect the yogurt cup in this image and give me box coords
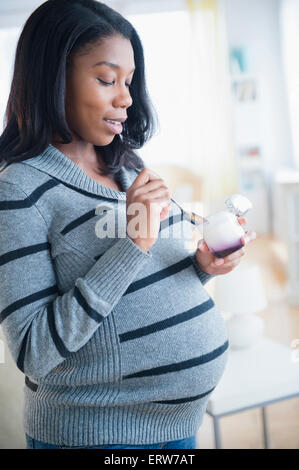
[203,194,252,258]
[203,211,245,257]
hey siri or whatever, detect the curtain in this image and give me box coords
[185,0,237,206]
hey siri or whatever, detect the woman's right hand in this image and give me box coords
[126,168,171,252]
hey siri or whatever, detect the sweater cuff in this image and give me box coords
[189,251,215,285]
[78,235,152,310]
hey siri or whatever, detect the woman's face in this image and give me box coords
[65,34,135,147]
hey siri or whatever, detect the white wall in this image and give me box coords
[0,0,42,27]
[224,0,294,172]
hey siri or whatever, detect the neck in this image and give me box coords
[51,138,106,172]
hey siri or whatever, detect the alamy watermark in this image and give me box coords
[94,201,202,240]
[291,339,299,363]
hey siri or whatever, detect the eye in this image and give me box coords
[97,78,132,88]
[98,79,114,86]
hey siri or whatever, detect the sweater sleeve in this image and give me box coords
[189,250,215,285]
[0,181,151,379]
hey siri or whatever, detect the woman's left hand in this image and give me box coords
[195,217,256,275]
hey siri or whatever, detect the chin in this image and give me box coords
[95,135,116,147]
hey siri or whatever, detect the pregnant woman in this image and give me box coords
[0,0,255,449]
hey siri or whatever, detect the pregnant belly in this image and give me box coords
[118,301,229,405]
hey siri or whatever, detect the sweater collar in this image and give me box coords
[21,144,138,200]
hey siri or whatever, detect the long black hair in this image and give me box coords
[0,0,158,176]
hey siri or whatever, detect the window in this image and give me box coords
[127,10,194,167]
[0,27,21,131]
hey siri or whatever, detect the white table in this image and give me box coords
[206,337,299,448]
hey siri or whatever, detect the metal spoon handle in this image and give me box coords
[171,197,208,226]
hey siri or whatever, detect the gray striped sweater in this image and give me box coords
[0,144,229,446]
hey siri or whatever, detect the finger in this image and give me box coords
[213,258,241,271]
[197,240,209,252]
[150,197,171,209]
[241,231,256,245]
[131,168,162,189]
[223,258,241,268]
[237,217,247,225]
[211,257,224,267]
[221,247,246,262]
[147,186,171,201]
[138,179,167,194]
[211,247,245,266]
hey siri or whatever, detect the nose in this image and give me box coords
[113,84,133,109]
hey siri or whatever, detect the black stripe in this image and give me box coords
[46,303,71,358]
[61,209,98,235]
[25,180,60,204]
[0,242,50,267]
[159,210,197,233]
[74,286,105,323]
[123,340,229,380]
[25,376,38,392]
[124,257,193,296]
[159,213,184,232]
[0,180,59,210]
[0,197,31,210]
[119,298,215,343]
[0,285,58,324]
[61,205,115,236]
[154,386,216,405]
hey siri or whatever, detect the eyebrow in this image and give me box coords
[92,61,135,74]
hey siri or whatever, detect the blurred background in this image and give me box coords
[0,0,299,449]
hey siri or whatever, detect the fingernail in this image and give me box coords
[215,259,224,265]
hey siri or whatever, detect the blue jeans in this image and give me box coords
[25,433,197,449]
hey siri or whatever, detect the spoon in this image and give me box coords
[170,197,208,226]
[133,167,208,226]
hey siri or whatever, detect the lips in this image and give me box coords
[103,118,124,135]
[104,117,127,124]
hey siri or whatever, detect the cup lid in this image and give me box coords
[225,194,252,216]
